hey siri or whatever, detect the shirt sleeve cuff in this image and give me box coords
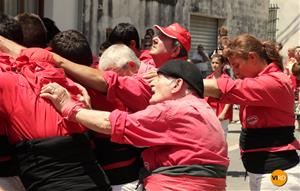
[216,77,236,101]
[216,77,230,94]
[109,109,127,144]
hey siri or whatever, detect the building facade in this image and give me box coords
[81,0,270,54]
[270,0,300,61]
[1,0,270,55]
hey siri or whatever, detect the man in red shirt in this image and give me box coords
[41,60,229,191]
[0,48,111,191]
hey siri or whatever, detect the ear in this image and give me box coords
[170,46,180,58]
[248,51,258,60]
[126,60,138,73]
[171,78,184,94]
[248,51,259,65]
[129,40,136,49]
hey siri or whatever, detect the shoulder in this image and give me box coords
[0,72,22,91]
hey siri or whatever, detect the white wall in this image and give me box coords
[270,0,300,60]
[43,0,80,31]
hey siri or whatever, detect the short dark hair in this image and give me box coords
[15,13,47,48]
[0,13,23,44]
[41,17,60,44]
[108,23,140,49]
[50,30,93,66]
[173,39,188,58]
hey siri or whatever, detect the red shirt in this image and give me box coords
[206,72,233,121]
[110,94,228,169]
[0,52,15,72]
[138,50,156,74]
[217,63,294,128]
[217,63,300,152]
[0,48,86,144]
[104,71,152,112]
[109,94,228,189]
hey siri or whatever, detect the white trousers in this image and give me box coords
[220,119,229,139]
[247,163,300,191]
[112,180,143,191]
[0,176,26,191]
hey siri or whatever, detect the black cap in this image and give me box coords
[158,60,204,98]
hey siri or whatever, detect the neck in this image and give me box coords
[151,55,169,68]
[213,70,222,78]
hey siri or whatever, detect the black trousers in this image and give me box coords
[14,134,111,191]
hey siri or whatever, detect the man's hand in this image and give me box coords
[74,82,91,109]
[40,82,73,112]
[142,69,158,84]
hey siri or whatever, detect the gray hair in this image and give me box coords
[99,44,140,71]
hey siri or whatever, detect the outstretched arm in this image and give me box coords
[0,35,108,92]
[0,35,25,57]
[53,54,108,92]
[203,79,222,98]
[40,82,112,134]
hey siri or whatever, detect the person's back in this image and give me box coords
[0,48,111,191]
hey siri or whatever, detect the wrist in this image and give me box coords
[61,101,85,121]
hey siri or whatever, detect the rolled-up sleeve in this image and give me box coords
[109,109,127,143]
[216,74,294,108]
[104,71,152,112]
[109,104,170,147]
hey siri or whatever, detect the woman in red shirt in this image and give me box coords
[205,53,233,138]
[204,34,300,191]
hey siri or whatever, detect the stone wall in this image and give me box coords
[82,0,269,53]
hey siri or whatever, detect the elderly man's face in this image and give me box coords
[149,73,176,104]
[150,31,177,60]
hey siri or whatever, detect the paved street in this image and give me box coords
[226,119,250,191]
[226,109,300,191]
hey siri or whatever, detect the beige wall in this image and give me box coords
[270,0,300,60]
[44,0,80,31]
